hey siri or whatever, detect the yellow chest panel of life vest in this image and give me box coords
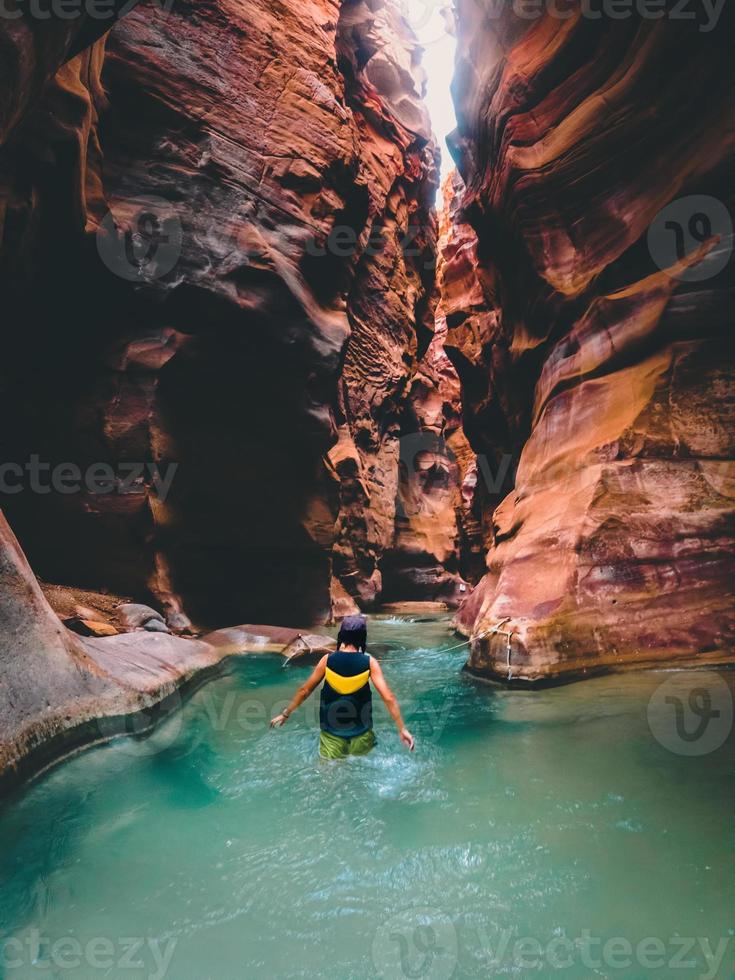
[324,666,370,696]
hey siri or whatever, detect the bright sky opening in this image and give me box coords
[402,0,458,181]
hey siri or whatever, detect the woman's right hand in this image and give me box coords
[270,713,288,728]
[400,728,415,751]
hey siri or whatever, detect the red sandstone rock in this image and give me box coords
[64,617,119,637]
[381,310,479,603]
[80,630,221,694]
[0,0,469,626]
[0,0,472,790]
[0,511,113,775]
[0,529,336,787]
[0,1,142,145]
[0,508,241,787]
[325,0,471,610]
[447,8,735,680]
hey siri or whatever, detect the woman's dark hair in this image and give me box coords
[337,614,367,652]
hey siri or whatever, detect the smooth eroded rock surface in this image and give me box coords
[0,511,115,777]
[446,8,735,680]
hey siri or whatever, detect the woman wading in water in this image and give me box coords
[270,615,415,758]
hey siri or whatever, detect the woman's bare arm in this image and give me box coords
[270,655,328,727]
[369,657,415,750]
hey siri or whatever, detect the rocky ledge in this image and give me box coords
[0,514,334,795]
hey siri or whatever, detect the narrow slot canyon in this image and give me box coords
[1,0,734,782]
[0,1,734,975]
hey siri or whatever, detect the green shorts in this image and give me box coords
[319,729,376,759]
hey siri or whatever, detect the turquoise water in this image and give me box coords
[1,617,734,979]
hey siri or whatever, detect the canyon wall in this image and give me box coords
[324,0,472,613]
[0,0,470,632]
[0,511,110,775]
[0,0,140,145]
[447,6,735,680]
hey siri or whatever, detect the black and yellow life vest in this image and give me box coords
[319,650,372,737]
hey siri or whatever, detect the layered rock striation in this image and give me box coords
[326,0,471,611]
[446,6,735,680]
[0,0,472,635]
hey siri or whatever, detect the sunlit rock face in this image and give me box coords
[329,1,476,611]
[447,6,735,680]
[0,0,468,627]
